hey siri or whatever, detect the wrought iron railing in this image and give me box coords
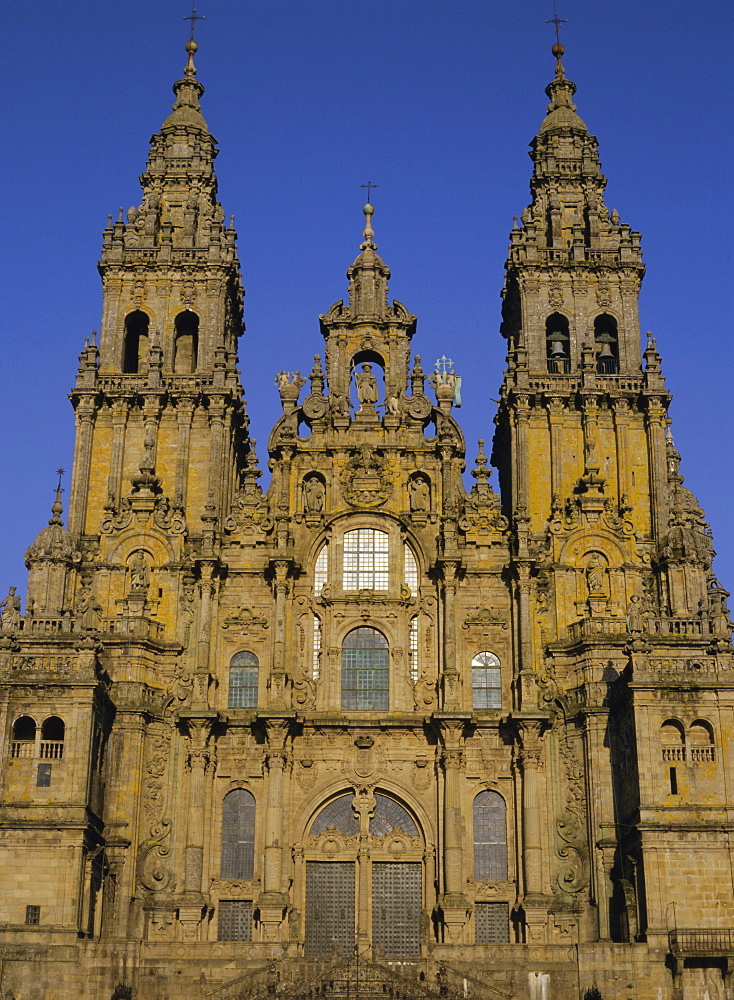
[669,928,734,956]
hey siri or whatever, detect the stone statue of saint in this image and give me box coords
[130,550,150,592]
[626,595,644,633]
[0,587,21,630]
[585,552,607,596]
[409,476,430,513]
[304,477,325,514]
[355,363,379,406]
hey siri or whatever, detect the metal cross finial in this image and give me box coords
[434,355,454,374]
[183,4,205,43]
[546,0,567,44]
[56,468,65,487]
[360,181,378,204]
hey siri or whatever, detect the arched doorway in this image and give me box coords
[303,791,424,959]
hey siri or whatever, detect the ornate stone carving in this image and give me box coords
[339,445,393,508]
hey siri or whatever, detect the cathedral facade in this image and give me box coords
[0,36,732,1000]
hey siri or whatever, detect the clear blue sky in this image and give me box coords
[1,1,732,597]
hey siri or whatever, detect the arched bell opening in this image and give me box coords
[545,313,570,374]
[174,311,199,374]
[123,310,149,374]
[594,313,619,374]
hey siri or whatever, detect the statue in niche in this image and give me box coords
[585,552,608,597]
[409,476,430,513]
[626,594,645,633]
[0,587,21,629]
[303,477,325,515]
[355,363,379,406]
[130,550,150,592]
[78,578,103,631]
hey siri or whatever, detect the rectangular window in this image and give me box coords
[409,617,419,683]
[218,900,252,941]
[472,666,502,709]
[475,902,509,944]
[25,905,40,926]
[37,764,52,787]
[313,615,322,680]
[343,529,389,591]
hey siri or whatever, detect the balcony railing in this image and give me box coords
[670,928,734,956]
[10,740,64,760]
[39,740,64,759]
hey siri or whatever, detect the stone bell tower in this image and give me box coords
[66,37,248,649]
[492,42,734,953]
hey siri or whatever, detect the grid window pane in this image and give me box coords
[475,902,509,944]
[229,651,258,708]
[341,627,389,711]
[218,900,252,941]
[404,544,418,594]
[472,651,501,709]
[221,789,256,879]
[343,529,389,591]
[473,790,508,881]
[25,905,40,925]
[409,616,419,682]
[315,544,328,594]
[313,615,322,680]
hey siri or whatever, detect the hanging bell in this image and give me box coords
[597,341,614,358]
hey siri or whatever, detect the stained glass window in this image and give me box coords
[473,790,507,880]
[228,651,258,708]
[343,529,389,591]
[221,789,256,879]
[472,651,502,709]
[341,627,389,711]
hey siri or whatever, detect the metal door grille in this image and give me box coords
[372,862,421,958]
[475,902,509,944]
[305,862,355,958]
[218,899,252,941]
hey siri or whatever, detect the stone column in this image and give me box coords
[515,719,548,942]
[354,790,376,954]
[512,394,530,513]
[108,400,129,502]
[515,563,535,708]
[612,398,632,504]
[259,719,290,940]
[180,716,215,939]
[645,398,669,539]
[196,563,216,704]
[440,721,468,942]
[546,397,565,500]
[68,397,96,535]
[207,397,226,503]
[270,561,289,706]
[175,399,195,504]
[441,562,461,709]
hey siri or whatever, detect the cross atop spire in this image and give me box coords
[546,0,567,46]
[183,4,205,43]
[360,181,378,205]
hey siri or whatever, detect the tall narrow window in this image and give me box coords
[404,544,418,594]
[343,529,389,590]
[472,651,502,708]
[473,790,508,881]
[221,789,256,879]
[342,627,389,711]
[228,652,258,708]
[594,314,619,374]
[313,615,322,680]
[174,311,199,374]
[409,616,419,682]
[546,313,570,374]
[123,310,149,373]
[314,544,328,594]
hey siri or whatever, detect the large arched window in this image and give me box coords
[221,789,256,879]
[473,790,508,881]
[174,311,199,374]
[228,652,258,708]
[123,310,149,374]
[343,529,389,590]
[341,627,389,711]
[472,651,502,709]
[310,794,360,836]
